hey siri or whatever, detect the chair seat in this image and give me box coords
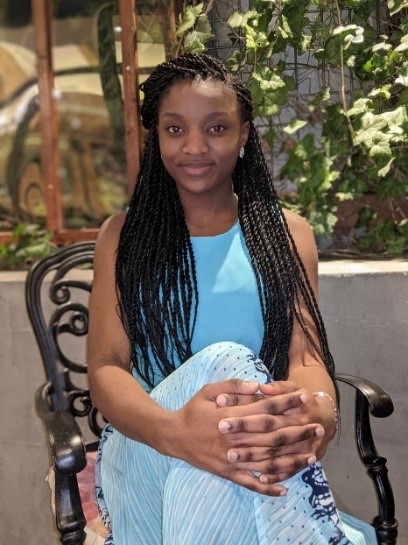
[47,452,109,545]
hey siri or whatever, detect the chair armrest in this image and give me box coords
[336,373,397,544]
[35,382,87,474]
[35,382,87,544]
[336,373,393,418]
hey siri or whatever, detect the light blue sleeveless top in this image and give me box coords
[133,220,264,390]
[190,220,263,355]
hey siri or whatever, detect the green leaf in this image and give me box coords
[225,50,246,73]
[368,142,392,157]
[387,0,408,16]
[347,98,373,117]
[183,31,208,54]
[278,14,293,40]
[176,3,204,36]
[396,62,408,86]
[228,10,258,29]
[368,85,392,99]
[356,206,376,229]
[372,41,392,53]
[335,191,355,202]
[12,223,28,237]
[377,157,395,177]
[283,119,308,134]
[309,88,330,111]
[195,14,213,36]
[377,178,408,199]
[357,234,375,251]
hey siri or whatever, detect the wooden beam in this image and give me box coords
[53,229,99,244]
[31,0,63,231]
[119,0,142,196]
[0,233,12,244]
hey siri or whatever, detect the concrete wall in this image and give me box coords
[0,261,406,544]
[318,260,407,544]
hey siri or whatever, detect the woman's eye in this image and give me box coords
[209,125,225,134]
[167,126,183,134]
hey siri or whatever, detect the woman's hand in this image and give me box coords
[169,379,320,496]
[216,381,331,484]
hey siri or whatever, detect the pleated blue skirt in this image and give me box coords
[95,342,377,545]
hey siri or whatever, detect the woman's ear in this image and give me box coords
[240,120,250,148]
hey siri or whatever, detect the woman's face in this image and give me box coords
[157,78,249,201]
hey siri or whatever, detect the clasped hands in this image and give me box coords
[174,379,328,497]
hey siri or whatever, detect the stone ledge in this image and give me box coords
[319,259,408,275]
[1,259,407,282]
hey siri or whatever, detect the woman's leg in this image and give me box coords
[100,342,262,545]
[99,342,372,545]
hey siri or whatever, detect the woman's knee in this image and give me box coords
[150,341,272,409]
[193,342,265,383]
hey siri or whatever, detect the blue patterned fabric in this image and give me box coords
[96,343,377,545]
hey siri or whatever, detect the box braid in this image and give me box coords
[115,53,336,393]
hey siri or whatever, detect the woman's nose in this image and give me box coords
[183,129,209,155]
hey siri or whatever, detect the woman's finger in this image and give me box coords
[232,453,316,476]
[216,392,264,407]
[222,424,325,448]
[233,471,288,497]
[202,379,260,401]
[226,446,314,464]
[219,410,316,434]
[218,390,309,422]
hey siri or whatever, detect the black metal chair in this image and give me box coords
[27,241,398,545]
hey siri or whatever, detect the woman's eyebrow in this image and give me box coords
[160,111,231,120]
[160,112,184,120]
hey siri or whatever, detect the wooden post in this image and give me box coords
[119,0,142,196]
[31,0,63,231]
[162,0,178,59]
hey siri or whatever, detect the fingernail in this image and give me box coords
[245,381,259,389]
[315,426,325,437]
[300,394,309,403]
[216,394,228,407]
[259,475,268,484]
[227,451,238,462]
[219,420,231,432]
[279,488,288,496]
[307,455,317,465]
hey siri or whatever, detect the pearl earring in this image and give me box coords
[239,147,245,159]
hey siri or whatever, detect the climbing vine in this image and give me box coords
[178,0,408,254]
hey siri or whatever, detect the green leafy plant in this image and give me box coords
[176,0,408,255]
[0,223,56,270]
[176,2,214,55]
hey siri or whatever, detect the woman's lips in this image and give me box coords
[179,162,213,176]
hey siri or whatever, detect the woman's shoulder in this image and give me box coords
[282,208,315,247]
[94,212,127,262]
[281,208,318,277]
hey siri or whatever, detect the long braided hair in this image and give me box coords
[116,52,336,391]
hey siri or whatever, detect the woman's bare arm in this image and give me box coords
[283,209,337,442]
[87,213,175,453]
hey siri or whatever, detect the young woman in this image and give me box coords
[87,53,376,545]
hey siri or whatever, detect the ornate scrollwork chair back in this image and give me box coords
[27,241,103,545]
[27,241,104,436]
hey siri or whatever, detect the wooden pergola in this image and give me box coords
[37,0,141,243]
[0,0,142,243]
